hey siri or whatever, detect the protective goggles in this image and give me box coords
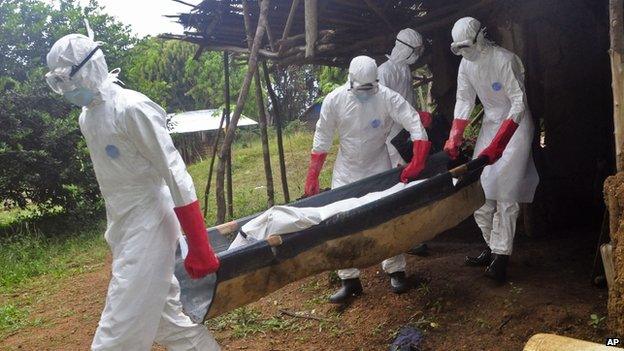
[350,80,379,95]
[396,38,423,58]
[45,46,101,94]
[450,25,482,55]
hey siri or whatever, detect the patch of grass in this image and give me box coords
[416,282,430,296]
[303,295,329,310]
[588,313,606,330]
[206,307,298,338]
[0,219,107,294]
[187,130,337,225]
[0,303,43,339]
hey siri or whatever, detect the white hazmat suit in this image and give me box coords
[446,18,539,256]
[46,32,220,350]
[378,28,428,166]
[306,56,429,280]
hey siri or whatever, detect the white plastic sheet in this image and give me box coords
[229,179,426,249]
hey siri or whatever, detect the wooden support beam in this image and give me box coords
[610,0,624,171]
[204,45,279,58]
[243,0,275,207]
[253,71,276,207]
[304,0,318,58]
[363,0,394,31]
[279,0,301,54]
[171,0,197,8]
[215,0,270,223]
[262,61,290,203]
[224,52,234,219]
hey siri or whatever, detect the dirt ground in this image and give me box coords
[0,220,614,351]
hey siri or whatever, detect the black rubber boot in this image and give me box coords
[485,254,509,283]
[464,249,492,267]
[329,278,363,304]
[389,271,409,294]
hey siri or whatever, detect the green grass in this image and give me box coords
[0,222,108,294]
[1,129,325,292]
[187,129,337,225]
[0,304,44,339]
[0,128,333,339]
[0,128,335,340]
[206,307,299,338]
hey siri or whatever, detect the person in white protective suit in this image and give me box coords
[378,28,432,257]
[304,56,431,303]
[378,28,432,167]
[45,29,221,351]
[443,17,539,282]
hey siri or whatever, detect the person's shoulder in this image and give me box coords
[378,59,393,72]
[115,87,165,116]
[324,83,348,101]
[378,84,401,98]
[492,46,520,63]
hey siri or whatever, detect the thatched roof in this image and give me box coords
[162,0,494,67]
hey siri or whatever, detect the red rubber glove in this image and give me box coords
[418,111,432,129]
[174,200,220,279]
[400,140,431,183]
[443,118,470,160]
[479,118,519,164]
[304,152,327,197]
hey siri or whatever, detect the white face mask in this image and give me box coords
[459,46,480,61]
[405,51,418,65]
[63,87,95,107]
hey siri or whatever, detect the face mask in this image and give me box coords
[396,38,421,65]
[405,51,418,65]
[459,46,480,61]
[63,87,95,107]
[355,93,373,102]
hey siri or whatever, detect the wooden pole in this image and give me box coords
[610,0,624,171]
[304,0,318,58]
[223,52,234,219]
[202,106,227,218]
[243,0,275,207]
[279,0,301,55]
[262,60,290,203]
[254,71,276,206]
[215,0,270,223]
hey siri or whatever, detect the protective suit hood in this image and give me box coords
[348,55,378,86]
[389,28,423,65]
[450,17,490,61]
[47,33,110,94]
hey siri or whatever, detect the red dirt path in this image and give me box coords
[0,221,613,351]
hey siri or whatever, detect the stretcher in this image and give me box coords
[174,152,487,323]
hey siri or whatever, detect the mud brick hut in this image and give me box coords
[164,0,624,336]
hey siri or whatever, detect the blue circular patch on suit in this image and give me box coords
[105,144,120,159]
[370,119,381,128]
[492,82,503,91]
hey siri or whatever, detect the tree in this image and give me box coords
[0,0,136,211]
[316,66,347,100]
[270,64,319,122]
[124,38,260,118]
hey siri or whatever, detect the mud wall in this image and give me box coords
[603,174,624,334]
